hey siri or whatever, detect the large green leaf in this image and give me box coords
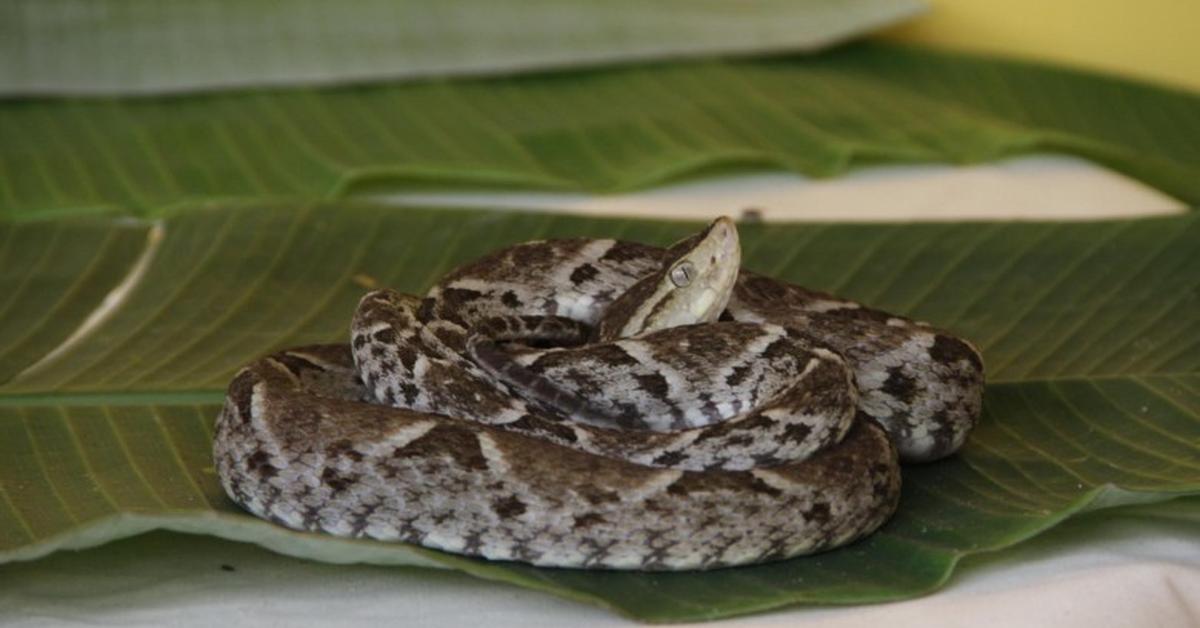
[1,205,1197,621]
[3,43,1200,223]
[0,0,924,95]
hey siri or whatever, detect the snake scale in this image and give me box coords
[214,218,985,570]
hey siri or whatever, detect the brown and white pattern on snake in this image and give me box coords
[354,290,534,426]
[216,225,983,569]
[491,323,821,431]
[428,241,985,464]
[425,239,663,327]
[850,331,983,461]
[354,289,860,472]
[727,273,984,462]
[214,346,901,570]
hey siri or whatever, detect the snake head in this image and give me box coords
[594,216,741,341]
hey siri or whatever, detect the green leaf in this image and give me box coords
[1,205,1197,621]
[0,0,925,96]
[4,43,1200,222]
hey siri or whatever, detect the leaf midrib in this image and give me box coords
[1,371,1194,407]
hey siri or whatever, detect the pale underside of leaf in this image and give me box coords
[0,206,1197,621]
[372,155,1187,223]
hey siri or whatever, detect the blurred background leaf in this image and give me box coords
[0,0,924,96]
[3,44,1200,223]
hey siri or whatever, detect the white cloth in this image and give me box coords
[2,502,1197,627]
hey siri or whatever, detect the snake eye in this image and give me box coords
[669,261,695,287]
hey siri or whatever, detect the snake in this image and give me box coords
[213,217,985,570]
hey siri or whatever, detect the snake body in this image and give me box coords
[214,219,984,570]
[422,227,984,462]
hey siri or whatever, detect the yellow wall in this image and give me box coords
[880,0,1200,93]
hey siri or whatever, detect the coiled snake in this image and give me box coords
[214,218,984,570]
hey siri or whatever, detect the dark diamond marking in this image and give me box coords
[726,364,753,387]
[569,263,599,285]
[246,450,278,478]
[572,513,606,529]
[492,495,527,519]
[321,467,352,493]
[930,334,984,373]
[881,367,918,404]
[653,449,688,467]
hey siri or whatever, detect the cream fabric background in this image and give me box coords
[882,0,1200,92]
